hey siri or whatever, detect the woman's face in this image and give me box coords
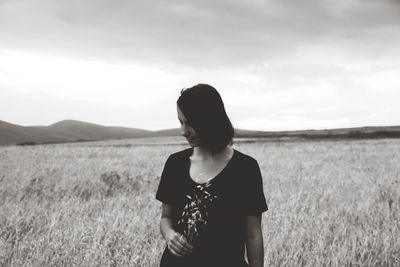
[177,105,201,147]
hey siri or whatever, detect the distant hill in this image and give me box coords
[0,120,77,145]
[1,119,400,146]
[153,128,180,137]
[45,120,154,140]
[0,119,157,146]
[234,126,400,139]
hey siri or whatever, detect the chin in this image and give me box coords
[188,141,199,147]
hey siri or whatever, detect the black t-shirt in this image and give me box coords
[156,147,268,267]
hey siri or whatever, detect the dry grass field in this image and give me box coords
[1,137,399,266]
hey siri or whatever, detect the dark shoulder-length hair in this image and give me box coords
[177,84,235,155]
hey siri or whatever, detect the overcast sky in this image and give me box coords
[1,0,399,131]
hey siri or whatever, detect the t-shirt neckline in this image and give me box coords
[186,147,237,185]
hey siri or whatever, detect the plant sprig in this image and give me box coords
[178,182,218,246]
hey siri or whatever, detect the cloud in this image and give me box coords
[1,0,399,68]
[1,0,400,130]
[0,49,185,107]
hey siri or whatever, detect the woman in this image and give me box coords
[156,84,268,267]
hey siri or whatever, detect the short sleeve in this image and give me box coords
[243,159,268,215]
[155,155,177,205]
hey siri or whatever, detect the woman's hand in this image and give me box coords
[160,203,194,257]
[165,230,193,257]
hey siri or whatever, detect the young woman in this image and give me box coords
[156,84,268,267]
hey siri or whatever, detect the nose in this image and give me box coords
[180,124,190,137]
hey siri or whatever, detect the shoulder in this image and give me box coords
[165,147,192,162]
[232,148,259,167]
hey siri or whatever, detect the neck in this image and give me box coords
[192,145,232,160]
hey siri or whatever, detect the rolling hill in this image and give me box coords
[0,120,77,145]
[1,119,400,146]
[0,120,157,146]
[45,120,154,140]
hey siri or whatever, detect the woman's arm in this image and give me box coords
[244,214,264,267]
[160,203,193,257]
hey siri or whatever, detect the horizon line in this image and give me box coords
[2,118,400,133]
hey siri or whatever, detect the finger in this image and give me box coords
[171,239,191,255]
[179,236,194,250]
[168,243,185,257]
[168,247,181,257]
[170,248,185,257]
[172,236,192,254]
[183,237,194,250]
[169,247,181,257]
